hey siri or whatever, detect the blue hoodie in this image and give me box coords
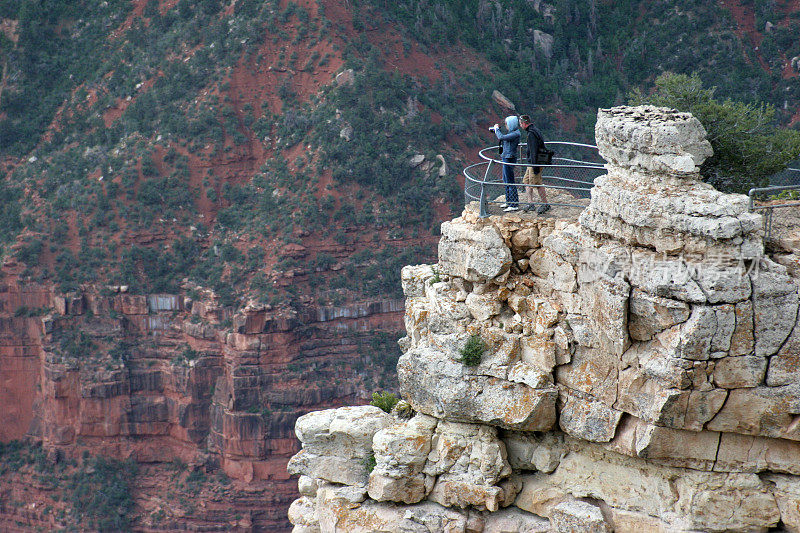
[494,115,521,159]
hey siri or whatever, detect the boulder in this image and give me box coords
[550,500,610,533]
[335,68,355,86]
[558,389,623,443]
[368,414,437,504]
[492,90,516,111]
[594,106,713,177]
[438,219,512,283]
[398,347,557,431]
[288,406,392,486]
[503,431,566,473]
[628,290,690,341]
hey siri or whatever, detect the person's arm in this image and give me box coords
[494,129,520,142]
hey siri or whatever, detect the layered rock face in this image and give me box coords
[287,106,800,532]
[0,277,403,530]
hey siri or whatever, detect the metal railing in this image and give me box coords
[749,169,800,245]
[464,142,606,217]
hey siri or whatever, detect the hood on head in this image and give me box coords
[505,115,519,131]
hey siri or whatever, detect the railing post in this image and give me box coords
[479,160,492,218]
[765,207,773,243]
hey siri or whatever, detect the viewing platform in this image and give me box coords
[463,141,605,218]
[465,140,800,250]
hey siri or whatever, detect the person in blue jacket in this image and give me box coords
[491,115,521,212]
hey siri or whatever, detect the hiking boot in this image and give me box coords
[536,203,551,214]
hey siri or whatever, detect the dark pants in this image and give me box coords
[502,157,518,207]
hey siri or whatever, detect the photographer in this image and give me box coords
[491,116,521,212]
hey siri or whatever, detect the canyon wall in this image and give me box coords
[0,272,403,530]
[287,106,800,532]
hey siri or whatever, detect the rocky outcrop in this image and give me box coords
[287,106,800,532]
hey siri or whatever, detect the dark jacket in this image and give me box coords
[524,125,545,164]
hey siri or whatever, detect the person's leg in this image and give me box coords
[502,159,518,208]
[533,167,551,214]
[537,185,548,203]
[524,167,536,204]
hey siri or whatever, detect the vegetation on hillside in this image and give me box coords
[0,442,138,531]
[0,0,799,302]
[359,0,798,138]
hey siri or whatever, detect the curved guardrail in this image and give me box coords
[748,168,800,244]
[464,141,606,217]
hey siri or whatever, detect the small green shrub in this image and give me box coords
[362,453,376,474]
[371,392,399,413]
[429,266,441,284]
[459,335,486,367]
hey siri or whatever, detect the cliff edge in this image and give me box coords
[286,106,800,532]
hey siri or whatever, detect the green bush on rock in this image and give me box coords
[459,335,486,367]
[370,391,399,413]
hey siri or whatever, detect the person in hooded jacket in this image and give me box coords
[491,115,521,212]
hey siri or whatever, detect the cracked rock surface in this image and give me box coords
[288,106,800,532]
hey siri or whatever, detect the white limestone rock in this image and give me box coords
[397,347,557,431]
[516,440,781,531]
[659,305,736,360]
[288,406,392,486]
[438,219,512,282]
[751,258,799,357]
[423,421,517,511]
[594,106,713,177]
[368,414,438,504]
[729,300,755,356]
[580,170,761,256]
[765,474,800,532]
[298,476,320,497]
[465,292,502,321]
[425,280,470,324]
[628,290,690,341]
[706,384,800,441]
[550,499,610,533]
[767,321,800,386]
[482,507,550,532]
[558,389,623,443]
[578,278,630,357]
[315,482,471,533]
[556,346,619,408]
[503,431,566,473]
[605,415,720,471]
[288,496,319,531]
[288,105,800,533]
[401,264,436,298]
[715,433,800,475]
[511,227,540,250]
[529,248,577,293]
[615,366,727,430]
[712,355,767,388]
